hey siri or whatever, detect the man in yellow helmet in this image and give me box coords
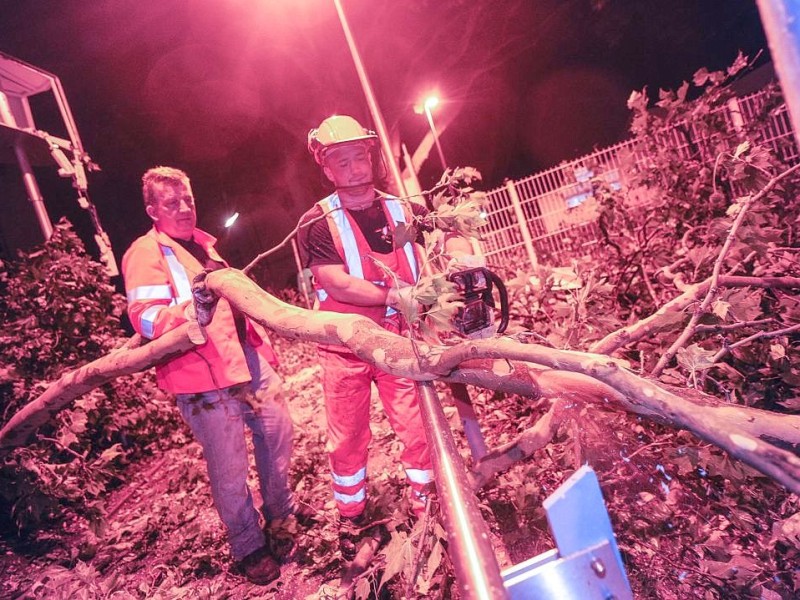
[298,115,436,559]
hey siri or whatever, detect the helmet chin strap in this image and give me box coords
[335,180,375,191]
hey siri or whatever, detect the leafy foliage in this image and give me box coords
[501,55,800,406]
[3,56,800,600]
[480,55,800,598]
[0,221,185,533]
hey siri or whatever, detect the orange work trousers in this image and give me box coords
[318,346,433,518]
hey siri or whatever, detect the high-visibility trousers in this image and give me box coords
[318,346,433,518]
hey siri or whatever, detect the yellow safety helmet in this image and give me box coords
[307,115,378,165]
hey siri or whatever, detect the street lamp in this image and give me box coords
[418,94,448,171]
[331,0,407,197]
[224,212,239,228]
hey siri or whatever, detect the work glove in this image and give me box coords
[385,284,416,311]
[192,271,219,327]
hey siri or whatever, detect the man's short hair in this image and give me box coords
[142,166,190,207]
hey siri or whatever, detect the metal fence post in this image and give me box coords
[504,179,539,271]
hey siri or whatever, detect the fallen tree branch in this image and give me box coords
[653,161,800,376]
[208,268,800,492]
[0,322,206,450]
[711,321,800,363]
[6,268,800,494]
[589,276,800,355]
[695,318,773,333]
[435,337,800,493]
[469,398,573,489]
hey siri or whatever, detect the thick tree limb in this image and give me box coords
[435,337,800,492]
[589,276,800,355]
[207,268,800,493]
[6,267,799,494]
[204,269,442,379]
[0,322,206,450]
[469,398,573,489]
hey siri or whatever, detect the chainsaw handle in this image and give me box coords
[486,269,509,334]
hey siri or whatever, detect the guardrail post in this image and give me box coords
[417,381,509,600]
[757,0,800,149]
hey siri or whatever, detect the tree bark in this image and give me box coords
[204,269,800,493]
[4,267,799,494]
[0,322,206,449]
[589,275,800,355]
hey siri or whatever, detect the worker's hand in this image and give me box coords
[192,271,219,327]
[385,284,415,312]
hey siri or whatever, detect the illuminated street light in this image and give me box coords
[420,93,448,171]
[224,212,239,228]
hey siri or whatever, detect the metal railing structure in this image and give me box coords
[479,87,798,272]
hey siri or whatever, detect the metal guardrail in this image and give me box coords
[416,381,509,600]
[417,381,633,599]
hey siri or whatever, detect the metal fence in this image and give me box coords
[479,87,798,272]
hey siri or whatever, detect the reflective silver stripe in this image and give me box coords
[160,245,192,304]
[127,284,173,303]
[320,195,419,311]
[334,488,366,505]
[140,305,164,339]
[406,468,434,485]
[384,198,419,280]
[332,466,367,487]
[322,193,364,279]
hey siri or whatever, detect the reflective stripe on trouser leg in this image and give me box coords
[373,364,433,515]
[406,467,435,515]
[319,348,373,517]
[332,466,368,515]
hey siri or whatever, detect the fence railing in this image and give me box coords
[479,87,798,272]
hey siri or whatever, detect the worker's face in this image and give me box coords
[323,143,374,194]
[146,180,197,241]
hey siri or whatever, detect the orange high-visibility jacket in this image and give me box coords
[312,192,421,323]
[122,227,277,394]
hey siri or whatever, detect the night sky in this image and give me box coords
[0,0,768,287]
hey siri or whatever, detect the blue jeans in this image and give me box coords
[176,344,294,560]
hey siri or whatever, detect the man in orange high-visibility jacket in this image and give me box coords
[297,116,473,560]
[122,166,296,585]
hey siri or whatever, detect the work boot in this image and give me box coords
[266,504,321,561]
[236,545,280,585]
[338,513,367,561]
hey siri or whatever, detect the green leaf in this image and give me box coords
[99,443,124,464]
[711,300,730,320]
[724,288,763,322]
[379,531,409,590]
[769,343,786,361]
[677,344,716,373]
[733,140,750,159]
[693,67,710,86]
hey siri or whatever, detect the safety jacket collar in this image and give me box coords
[146,226,225,264]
